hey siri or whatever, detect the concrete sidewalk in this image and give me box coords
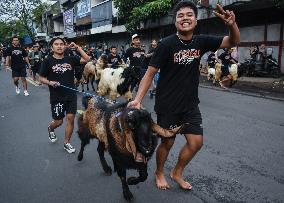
[200,74,284,100]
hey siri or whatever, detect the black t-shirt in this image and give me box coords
[207,53,216,64]
[124,47,145,67]
[2,47,8,58]
[108,53,122,68]
[39,56,81,103]
[149,34,223,114]
[142,47,156,69]
[219,51,235,66]
[6,46,28,69]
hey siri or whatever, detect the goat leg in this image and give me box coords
[77,128,91,161]
[97,141,112,175]
[86,76,90,91]
[117,167,134,202]
[127,164,148,185]
[78,138,88,161]
[90,76,96,92]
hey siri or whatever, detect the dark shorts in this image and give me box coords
[50,99,77,120]
[221,64,230,76]
[157,106,203,136]
[11,68,27,78]
[31,63,41,75]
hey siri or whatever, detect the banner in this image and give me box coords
[77,0,91,19]
[63,9,74,34]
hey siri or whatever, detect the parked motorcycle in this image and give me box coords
[239,57,281,78]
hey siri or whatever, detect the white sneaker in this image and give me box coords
[48,126,58,143]
[15,86,20,95]
[24,90,29,96]
[64,143,76,153]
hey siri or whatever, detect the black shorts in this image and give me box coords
[50,99,77,120]
[157,106,203,136]
[11,68,27,78]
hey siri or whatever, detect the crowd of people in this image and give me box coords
[0,1,241,192]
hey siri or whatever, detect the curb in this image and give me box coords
[199,84,284,102]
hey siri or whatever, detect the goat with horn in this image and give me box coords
[77,96,183,201]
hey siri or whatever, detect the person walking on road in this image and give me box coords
[124,34,146,90]
[29,44,43,83]
[128,1,240,190]
[5,36,31,96]
[39,37,90,154]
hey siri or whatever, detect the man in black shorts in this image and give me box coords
[128,1,240,190]
[39,37,89,153]
[5,36,31,96]
[124,34,145,89]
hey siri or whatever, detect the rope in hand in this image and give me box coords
[59,84,116,104]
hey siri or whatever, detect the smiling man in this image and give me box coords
[39,37,89,154]
[128,1,240,190]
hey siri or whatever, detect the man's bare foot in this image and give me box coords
[155,171,170,190]
[170,170,192,190]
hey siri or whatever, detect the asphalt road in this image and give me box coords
[1,68,283,203]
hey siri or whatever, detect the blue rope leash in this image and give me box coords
[59,84,116,104]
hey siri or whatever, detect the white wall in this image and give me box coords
[54,21,64,32]
[267,24,281,41]
[240,26,264,42]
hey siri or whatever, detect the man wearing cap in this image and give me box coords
[124,34,145,85]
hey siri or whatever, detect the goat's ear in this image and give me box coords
[151,121,183,138]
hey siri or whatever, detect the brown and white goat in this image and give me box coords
[80,55,109,92]
[77,96,182,202]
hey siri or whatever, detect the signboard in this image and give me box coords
[63,9,74,34]
[76,29,91,37]
[77,0,91,19]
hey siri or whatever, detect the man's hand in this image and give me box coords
[213,4,236,26]
[69,42,79,50]
[49,81,60,88]
[127,99,142,109]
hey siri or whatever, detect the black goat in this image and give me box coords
[77,96,181,201]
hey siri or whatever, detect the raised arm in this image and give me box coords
[213,4,240,49]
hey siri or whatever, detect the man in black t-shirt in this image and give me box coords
[108,45,122,68]
[128,1,240,190]
[124,34,145,79]
[29,44,42,83]
[5,36,31,96]
[207,51,216,69]
[39,37,90,154]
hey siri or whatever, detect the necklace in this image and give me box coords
[176,33,194,46]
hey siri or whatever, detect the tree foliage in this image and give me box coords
[114,0,173,32]
[273,0,284,7]
[0,0,42,41]
[0,20,26,42]
[32,2,49,29]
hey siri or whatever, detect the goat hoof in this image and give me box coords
[127,177,140,185]
[123,190,134,202]
[103,166,112,176]
[77,153,83,161]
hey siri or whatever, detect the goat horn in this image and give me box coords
[151,122,185,138]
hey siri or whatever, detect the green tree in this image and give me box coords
[0,20,26,42]
[114,0,173,32]
[0,0,42,41]
[32,2,49,30]
[273,0,284,7]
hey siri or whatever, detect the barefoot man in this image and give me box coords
[128,1,240,190]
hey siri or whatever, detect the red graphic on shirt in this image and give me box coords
[174,49,200,65]
[52,63,72,74]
